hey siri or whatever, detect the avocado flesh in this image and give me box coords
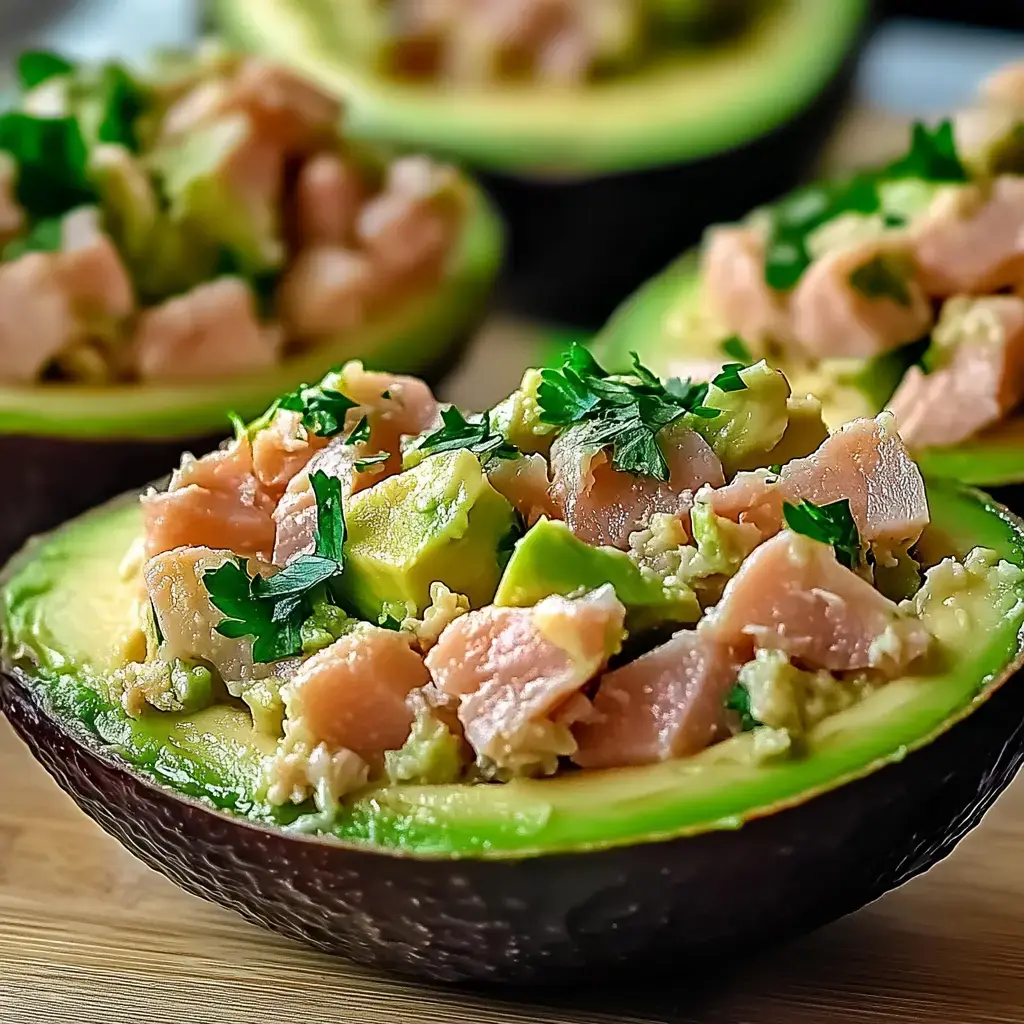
[4,478,1024,858]
[213,0,868,176]
[592,250,1024,487]
[494,518,699,631]
[0,185,501,440]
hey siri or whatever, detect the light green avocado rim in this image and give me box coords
[212,0,868,176]
[0,186,503,441]
[4,478,1024,859]
[591,248,1024,489]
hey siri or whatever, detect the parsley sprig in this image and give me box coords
[536,344,743,482]
[277,380,358,438]
[725,683,760,732]
[203,470,348,663]
[413,406,519,464]
[782,498,861,570]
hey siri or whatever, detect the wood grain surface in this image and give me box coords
[5,106,1023,1024]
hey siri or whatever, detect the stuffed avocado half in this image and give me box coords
[4,347,1024,984]
[213,0,869,326]
[593,59,1024,486]
[0,44,501,558]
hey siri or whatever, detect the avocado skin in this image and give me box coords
[485,40,865,329]
[3,650,1022,985]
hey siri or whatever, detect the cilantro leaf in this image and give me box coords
[2,216,62,260]
[885,120,968,184]
[377,613,403,630]
[346,415,371,446]
[415,407,519,464]
[783,498,861,570]
[848,254,913,308]
[726,683,760,732]
[310,469,345,562]
[93,63,148,152]
[252,557,339,600]
[278,381,357,438]
[720,335,753,363]
[17,51,74,91]
[711,362,748,394]
[354,453,390,472]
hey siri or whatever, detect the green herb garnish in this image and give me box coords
[782,498,861,570]
[1,216,62,260]
[92,62,148,152]
[885,120,968,183]
[415,407,519,464]
[537,343,720,482]
[377,613,403,631]
[710,362,748,393]
[725,684,760,732]
[17,51,74,91]
[720,335,753,363]
[354,453,390,473]
[848,254,913,308]
[346,415,372,446]
[277,381,357,438]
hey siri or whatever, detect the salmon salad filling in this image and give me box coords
[111,347,1021,823]
[0,45,466,385]
[669,59,1024,453]
[331,0,755,87]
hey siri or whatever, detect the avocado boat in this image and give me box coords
[0,45,502,562]
[4,349,1024,985]
[592,65,1024,489]
[212,0,870,328]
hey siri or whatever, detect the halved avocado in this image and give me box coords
[591,249,1024,490]
[212,0,871,327]
[3,476,1024,984]
[0,185,502,561]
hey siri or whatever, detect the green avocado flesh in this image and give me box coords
[592,250,1024,487]
[0,189,501,441]
[5,479,1024,858]
[213,0,867,175]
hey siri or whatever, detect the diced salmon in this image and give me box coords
[705,531,930,672]
[251,407,331,503]
[573,630,740,769]
[276,246,377,342]
[425,585,626,773]
[0,154,24,246]
[0,253,76,383]
[790,237,933,359]
[356,156,461,289]
[131,277,280,382]
[283,626,430,770]
[272,438,362,566]
[549,424,725,550]
[709,414,929,552]
[142,435,277,559]
[912,177,1024,296]
[487,453,558,525]
[144,546,281,689]
[58,206,134,321]
[701,225,792,346]
[889,295,1024,449]
[294,152,366,248]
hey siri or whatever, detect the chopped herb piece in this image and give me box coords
[377,613,403,630]
[150,598,164,647]
[354,453,390,473]
[720,335,753,363]
[227,410,247,440]
[1,216,62,260]
[726,683,760,732]
[537,343,720,482]
[92,62,149,152]
[848,254,913,307]
[768,463,783,476]
[278,381,357,438]
[346,415,371,446]
[381,389,392,400]
[251,556,339,600]
[783,498,861,570]
[885,120,968,183]
[17,51,74,91]
[711,362,748,393]
[310,469,345,562]
[415,407,519,464]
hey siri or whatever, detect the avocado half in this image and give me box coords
[0,186,501,563]
[591,249,1024,491]
[3,476,1024,985]
[212,0,872,329]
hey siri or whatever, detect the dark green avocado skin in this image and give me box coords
[488,34,867,329]
[3,656,1022,986]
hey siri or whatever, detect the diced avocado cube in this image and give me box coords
[334,449,517,621]
[494,518,699,631]
[170,658,216,714]
[242,678,286,738]
[384,703,464,786]
[489,367,557,455]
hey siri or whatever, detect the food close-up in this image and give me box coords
[4,3,1024,1022]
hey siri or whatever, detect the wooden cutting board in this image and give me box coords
[5,106,1024,1024]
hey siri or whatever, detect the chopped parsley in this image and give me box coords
[203,471,348,663]
[710,362,748,394]
[277,380,357,438]
[346,415,372,446]
[725,684,760,732]
[884,120,968,184]
[536,344,725,482]
[414,406,518,464]
[720,335,753,364]
[782,498,861,570]
[354,452,390,473]
[848,254,913,308]
[377,613,403,631]
[17,50,74,90]
[1,216,62,261]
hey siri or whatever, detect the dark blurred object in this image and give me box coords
[0,0,75,62]
[880,1,1024,30]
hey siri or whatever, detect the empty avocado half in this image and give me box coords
[212,0,871,327]
[3,476,1024,984]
